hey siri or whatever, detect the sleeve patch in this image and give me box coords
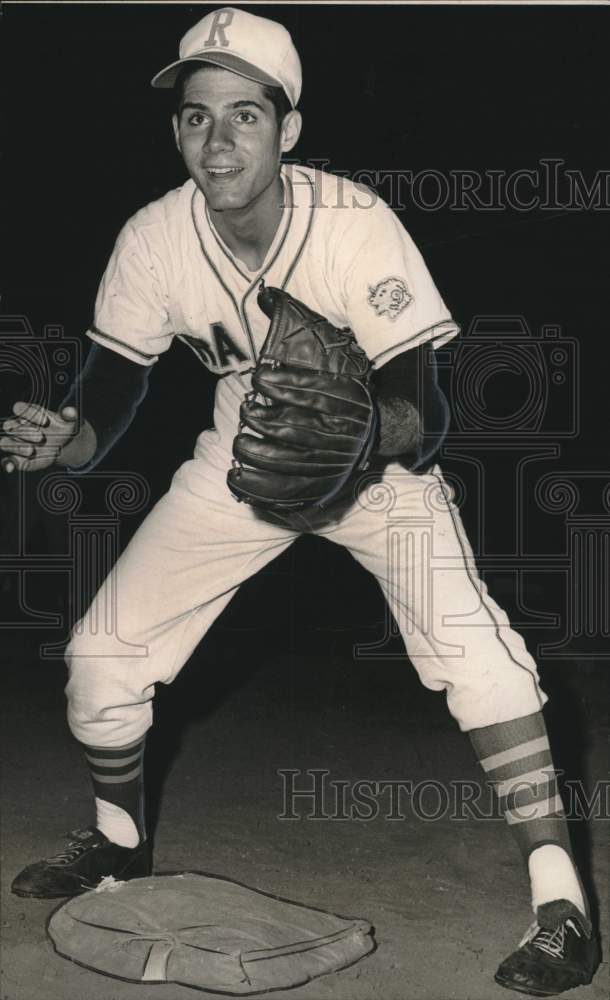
[367,277,412,321]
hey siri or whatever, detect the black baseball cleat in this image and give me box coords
[11,826,152,899]
[494,900,600,996]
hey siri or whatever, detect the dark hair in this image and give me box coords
[261,84,293,127]
[174,63,292,126]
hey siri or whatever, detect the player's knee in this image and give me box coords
[65,645,113,712]
[65,627,125,707]
[66,689,152,747]
[444,672,547,732]
[65,644,153,745]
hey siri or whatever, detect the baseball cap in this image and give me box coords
[151,7,302,108]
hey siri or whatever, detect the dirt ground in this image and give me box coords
[1,614,608,1000]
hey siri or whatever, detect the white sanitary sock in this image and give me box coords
[95,797,141,848]
[528,844,587,919]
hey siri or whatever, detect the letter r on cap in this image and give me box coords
[204,8,234,47]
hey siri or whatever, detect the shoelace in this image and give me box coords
[521,919,581,960]
[47,833,98,866]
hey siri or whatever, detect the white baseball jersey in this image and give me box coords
[87,165,459,449]
[66,164,548,747]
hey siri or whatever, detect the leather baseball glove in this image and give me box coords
[227,285,377,518]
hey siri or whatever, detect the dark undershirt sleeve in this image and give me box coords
[58,342,151,473]
[371,343,450,470]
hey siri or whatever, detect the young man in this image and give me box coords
[2,8,599,995]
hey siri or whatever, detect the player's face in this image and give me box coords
[173,67,300,214]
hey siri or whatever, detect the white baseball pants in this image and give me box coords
[65,425,547,748]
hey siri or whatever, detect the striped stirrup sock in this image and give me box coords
[468,711,588,923]
[81,737,146,848]
[469,711,570,856]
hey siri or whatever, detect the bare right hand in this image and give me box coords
[0,402,80,473]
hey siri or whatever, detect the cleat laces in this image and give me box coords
[520,919,581,960]
[46,830,99,867]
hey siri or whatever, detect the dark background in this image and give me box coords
[1,2,608,647]
[1,13,608,996]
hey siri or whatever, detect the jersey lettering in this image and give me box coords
[180,334,217,368]
[203,9,234,47]
[212,323,248,368]
[180,325,248,372]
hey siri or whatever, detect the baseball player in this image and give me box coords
[2,8,599,995]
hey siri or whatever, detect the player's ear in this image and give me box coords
[172,113,182,154]
[280,110,302,154]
